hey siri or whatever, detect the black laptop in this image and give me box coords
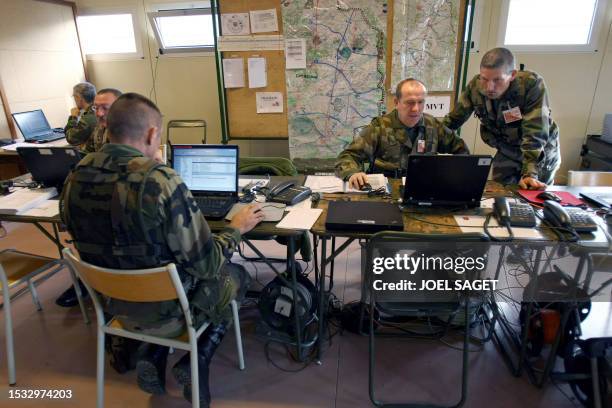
[17,146,82,192]
[325,201,404,232]
[171,144,239,219]
[12,110,65,143]
[402,155,492,208]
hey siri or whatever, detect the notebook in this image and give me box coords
[171,144,239,219]
[17,147,82,192]
[12,110,65,143]
[325,201,403,232]
[402,155,492,208]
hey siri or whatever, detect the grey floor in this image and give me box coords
[0,221,602,407]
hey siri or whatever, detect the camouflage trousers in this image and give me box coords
[492,151,559,185]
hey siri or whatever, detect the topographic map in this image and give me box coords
[391,0,460,92]
[281,0,387,160]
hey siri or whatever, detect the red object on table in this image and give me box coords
[517,189,584,206]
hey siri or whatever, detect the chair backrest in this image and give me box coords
[567,171,612,187]
[62,247,179,303]
[166,119,207,145]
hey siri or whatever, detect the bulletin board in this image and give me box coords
[219,0,467,143]
[219,0,288,140]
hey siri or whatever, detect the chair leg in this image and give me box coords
[27,280,42,311]
[190,341,200,408]
[231,300,245,370]
[3,284,16,385]
[96,329,105,408]
[68,265,90,324]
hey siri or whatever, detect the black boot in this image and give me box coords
[136,344,169,395]
[105,335,140,374]
[172,322,228,406]
[55,279,89,307]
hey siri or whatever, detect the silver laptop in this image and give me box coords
[12,109,65,143]
[171,144,239,219]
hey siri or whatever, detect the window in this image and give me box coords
[76,12,142,59]
[499,0,605,51]
[148,8,215,54]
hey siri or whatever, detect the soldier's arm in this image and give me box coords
[519,77,552,178]
[437,122,470,154]
[65,113,97,146]
[157,174,241,281]
[334,125,379,180]
[442,79,476,130]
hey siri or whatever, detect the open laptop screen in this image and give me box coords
[12,110,52,139]
[171,145,238,193]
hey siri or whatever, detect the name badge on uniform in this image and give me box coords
[417,139,425,153]
[502,106,522,124]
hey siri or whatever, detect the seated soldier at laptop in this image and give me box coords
[335,78,469,189]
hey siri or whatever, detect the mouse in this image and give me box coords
[360,182,372,191]
[536,191,561,202]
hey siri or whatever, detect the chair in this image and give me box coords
[62,248,245,408]
[0,249,68,385]
[166,119,207,145]
[365,232,490,408]
[567,171,612,186]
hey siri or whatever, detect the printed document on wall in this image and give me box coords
[222,58,245,88]
[250,9,278,33]
[256,92,283,113]
[285,38,306,69]
[248,57,267,88]
[221,13,250,35]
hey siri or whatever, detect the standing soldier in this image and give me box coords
[443,47,560,189]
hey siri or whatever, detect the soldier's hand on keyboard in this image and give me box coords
[230,203,265,234]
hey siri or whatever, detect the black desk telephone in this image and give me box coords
[542,200,597,233]
[267,181,312,206]
[494,197,536,228]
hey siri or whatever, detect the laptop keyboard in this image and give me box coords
[195,196,233,218]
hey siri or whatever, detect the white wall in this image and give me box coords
[461,0,612,184]
[76,0,289,156]
[0,0,85,138]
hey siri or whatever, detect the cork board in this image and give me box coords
[220,0,288,139]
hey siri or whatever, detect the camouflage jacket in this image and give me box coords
[67,123,107,154]
[64,106,96,148]
[335,111,469,180]
[60,143,242,328]
[443,70,560,179]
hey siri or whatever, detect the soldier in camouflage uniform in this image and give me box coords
[64,82,97,144]
[443,47,560,189]
[60,93,264,404]
[335,78,469,189]
[65,88,122,154]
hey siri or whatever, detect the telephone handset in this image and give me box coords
[543,200,597,233]
[267,180,312,206]
[494,197,511,226]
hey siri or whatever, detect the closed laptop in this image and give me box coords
[325,201,403,232]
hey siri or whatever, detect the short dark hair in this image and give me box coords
[395,78,427,99]
[73,82,96,103]
[106,93,162,142]
[480,47,515,73]
[97,88,123,98]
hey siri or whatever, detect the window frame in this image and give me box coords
[76,7,144,61]
[147,8,215,55]
[498,0,607,53]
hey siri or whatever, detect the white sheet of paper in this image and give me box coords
[248,57,267,88]
[344,174,388,193]
[249,9,279,33]
[285,38,306,69]
[238,178,269,189]
[453,215,545,240]
[218,34,284,52]
[222,58,245,88]
[256,92,283,113]
[221,13,250,35]
[423,95,452,117]
[276,208,322,230]
[20,199,59,217]
[304,175,344,193]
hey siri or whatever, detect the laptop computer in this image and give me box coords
[402,155,492,208]
[171,144,239,219]
[12,109,65,143]
[16,146,82,192]
[325,201,404,232]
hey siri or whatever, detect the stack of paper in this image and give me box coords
[276,208,322,230]
[453,215,545,240]
[305,174,389,193]
[0,188,58,215]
